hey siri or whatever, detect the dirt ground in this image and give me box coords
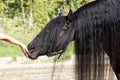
[0,60,76,80]
[0,56,117,80]
[0,65,75,80]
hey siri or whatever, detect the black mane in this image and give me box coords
[73,0,120,80]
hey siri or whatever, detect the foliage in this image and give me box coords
[0,0,6,16]
[32,0,93,28]
[0,0,93,28]
[1,0,30,18]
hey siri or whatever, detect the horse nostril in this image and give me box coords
[29,49,34,53]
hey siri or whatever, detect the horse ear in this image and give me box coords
[58,8,64,16]
[67,9,73,22]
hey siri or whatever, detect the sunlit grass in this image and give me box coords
[0,41,23,57]
[0,25,36,57]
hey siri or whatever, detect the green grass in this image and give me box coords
[0,41,23,57]
[0,24,36,57]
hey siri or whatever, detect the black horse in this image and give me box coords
[27,0,120,80]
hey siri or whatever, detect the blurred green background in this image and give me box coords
[0,0,92,60]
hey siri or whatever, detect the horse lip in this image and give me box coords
[28,56,37,60]
[28,53,39,60]
[27,50,39,60]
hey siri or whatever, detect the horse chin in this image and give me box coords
[47,54,56,57]
[28,54,39,60]
[46,52,61,57]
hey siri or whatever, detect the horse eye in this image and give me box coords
[59,26,68,37]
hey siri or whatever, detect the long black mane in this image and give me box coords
[73,0,120,80]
